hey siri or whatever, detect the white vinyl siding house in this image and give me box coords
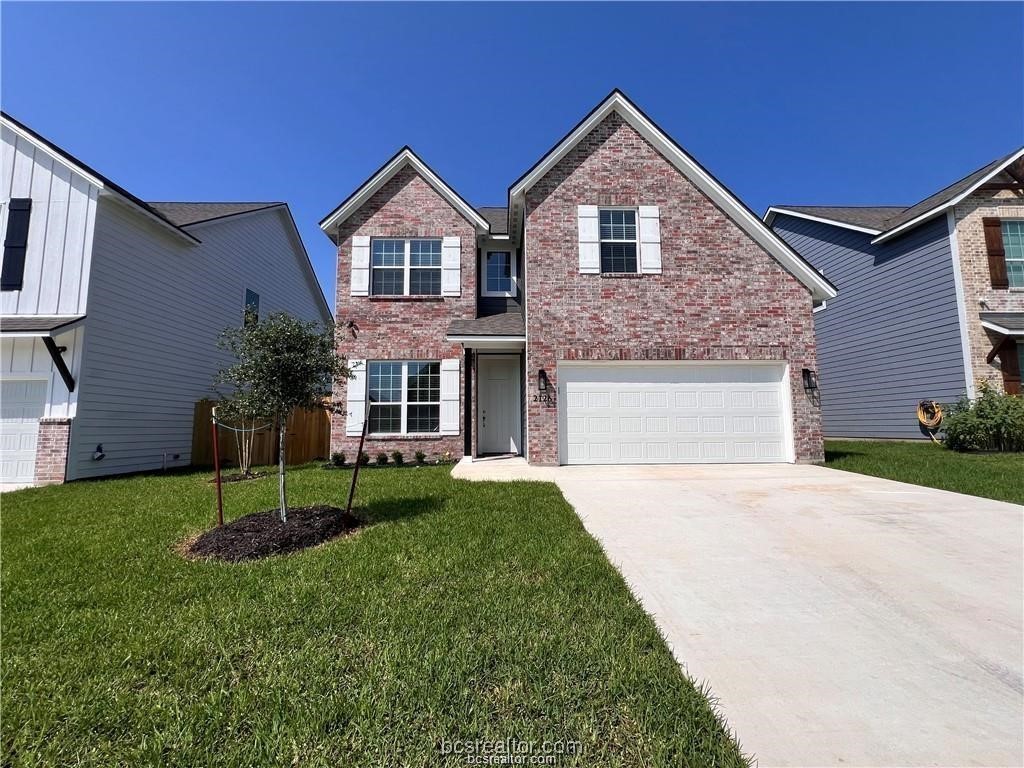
[0,112,331,486]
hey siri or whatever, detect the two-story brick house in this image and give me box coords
[322,91,836,466]
[766,147,1024,439]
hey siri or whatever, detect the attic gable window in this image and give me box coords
[599,208,638,274]
[371,238,442,296]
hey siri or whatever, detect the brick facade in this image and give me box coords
[952,190,1024,392]
[330,165,475,463]
[523,112,823,464]
[34,417,71,485]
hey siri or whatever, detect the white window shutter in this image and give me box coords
[638,206,662,274]
[351,236,370,296]
[346,360,367,436]
[441,236,461,296]
[439,358,460,435]
[578,205,600,274]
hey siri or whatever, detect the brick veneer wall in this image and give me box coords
[34,417,71,485]
[952,190,1024,391]
[523,112,824,464]
[330,165,475,462]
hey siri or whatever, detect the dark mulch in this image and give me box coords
[188,505,363,562]
[208,471,268,484]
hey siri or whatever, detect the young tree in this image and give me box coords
[216,312,348,522]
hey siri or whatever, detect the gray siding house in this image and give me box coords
[766,147,1024,439]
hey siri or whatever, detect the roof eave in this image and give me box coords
[764,207,884,236]
[319,148,490,237]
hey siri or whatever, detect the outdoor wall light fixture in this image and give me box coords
[92,444,105,461]
[801,368,819,394]
[538,369,549,392]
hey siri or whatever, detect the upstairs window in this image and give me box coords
[244,289,260,324]
[371,238,442,296]
[599,208,638,274]
[1002,221,1024,288]
[482,251,516,297]
[1,199,32,291]
[367,361,440,434]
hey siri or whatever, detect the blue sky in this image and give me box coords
[3,2,1022,311]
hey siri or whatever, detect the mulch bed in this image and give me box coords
[187,505,363,562]
[208,471,268,484]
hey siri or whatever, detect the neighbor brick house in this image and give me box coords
[766,147,1024,439]
[322,91,835,466]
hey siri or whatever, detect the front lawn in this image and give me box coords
[1,465,747,767]
[824,440,1024,505]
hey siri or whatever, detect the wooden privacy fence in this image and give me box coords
[191,399,332,468]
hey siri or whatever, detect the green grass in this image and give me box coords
[1,465,747,767]
[824,440,1024,505]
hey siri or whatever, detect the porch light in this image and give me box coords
[538,369,550,392]
[801,368,818,394]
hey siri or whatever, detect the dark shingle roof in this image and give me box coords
[882,149,1024,233]
[147,202,283,227]
[1,315,86,333]
[477,206,509,235]
[774,206,906,231]
[447,313,525,337]
[980,312,1024,333]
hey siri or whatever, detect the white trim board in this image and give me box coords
[320,148,490,235]
[946,211,975,398]
[980,320,1024,337]
[507,91,836,302]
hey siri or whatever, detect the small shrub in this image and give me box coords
[942,381,1024,452]
[376,452,389,466]
[415,451,427,465]
[438,450,455,465]
[331,451,345,467]
[391,451,404,466]
[357,451,370,466]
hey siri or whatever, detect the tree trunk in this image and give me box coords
[278,413,287,523]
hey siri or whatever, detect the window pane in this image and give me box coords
[407,404,439,433]
[599,209,636,240]
[368,362,402,403]
[486,252,512,292]
[368,404,401,434]
[410,239,441,267]
[1004,221,1024,288]
[407,362,440,403]
[409,268,441,295]
[372,268,404,295]
[372,239,404,267]
[600,242,638,273]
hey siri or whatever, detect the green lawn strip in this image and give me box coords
[1,465,748,767]
[824,439,1024,505]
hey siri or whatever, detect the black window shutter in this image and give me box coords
[2,198,32,291]
[982,217,1009,289]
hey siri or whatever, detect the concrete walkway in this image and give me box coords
[452,459,1024,766]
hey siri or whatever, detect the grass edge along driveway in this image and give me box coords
[824,439,1024,505]
[1,464,749,767]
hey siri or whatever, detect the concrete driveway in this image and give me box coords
[453,460,1024,766]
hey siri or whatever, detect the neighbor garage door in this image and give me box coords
[559,363,791,464]
[1,380,47,484]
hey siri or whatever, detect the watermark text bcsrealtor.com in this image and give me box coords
[439,737,582,765]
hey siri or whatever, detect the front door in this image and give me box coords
[478,355,521,455]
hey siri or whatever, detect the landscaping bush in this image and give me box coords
[358,451,370,466]
[391,450,404,466]
[331,451,345,467]
[415,450,427,465]
[942,381,1024,452]
[376,452,389,466]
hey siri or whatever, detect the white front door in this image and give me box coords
[478,355,521,455]
[1,380,48,484]
[559,362,792,464]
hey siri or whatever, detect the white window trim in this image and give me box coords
[368,361,441,436]
[1002,219,1024,290]
[481,250,517,298]
[371,238,442,297]
[599,207,640,274]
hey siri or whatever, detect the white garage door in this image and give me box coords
[1,380,48,484]
[559,363,791,464]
